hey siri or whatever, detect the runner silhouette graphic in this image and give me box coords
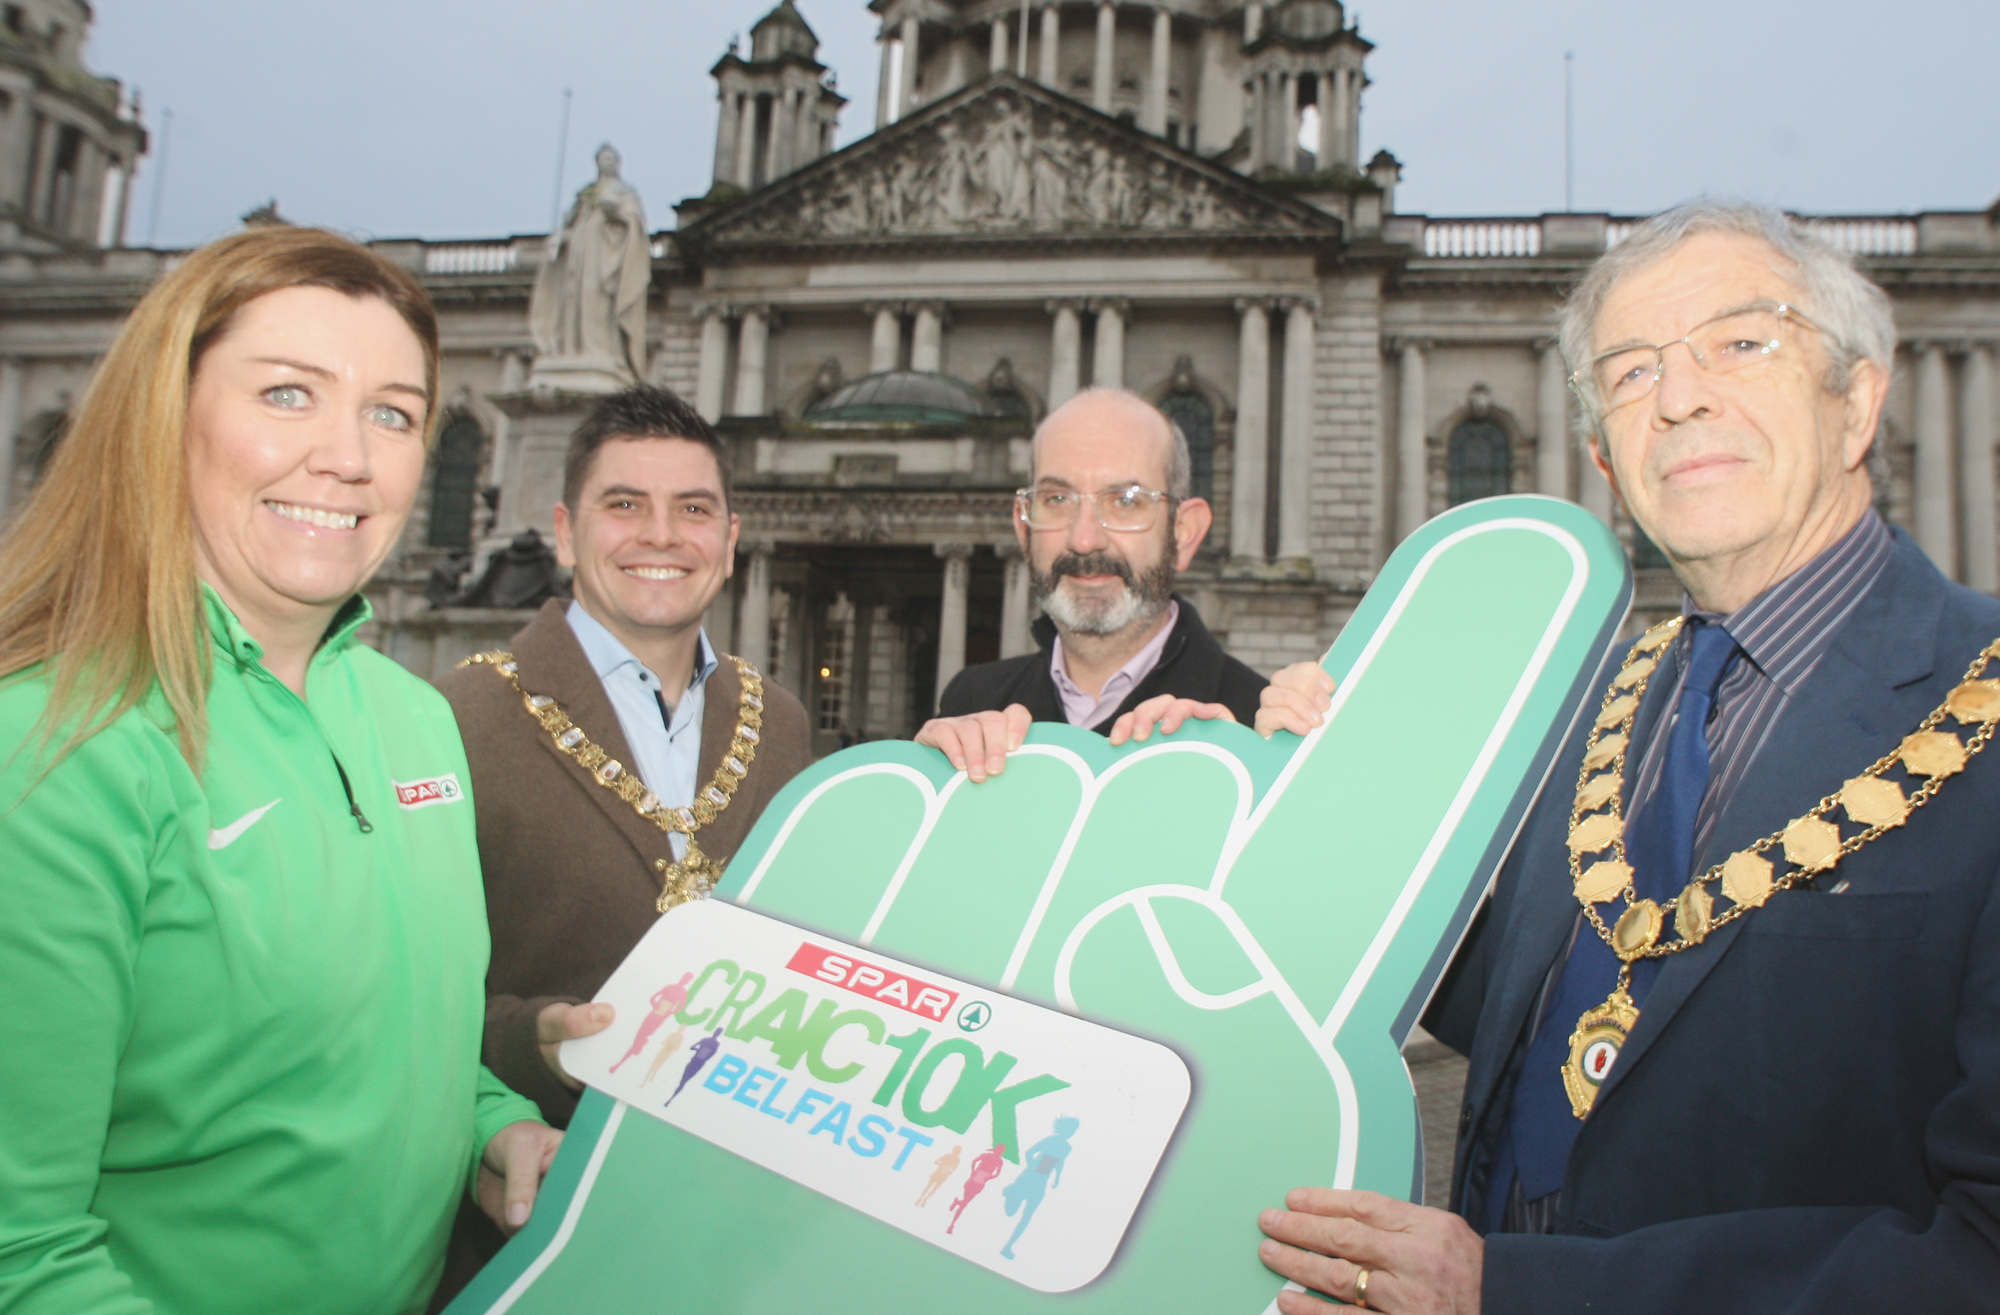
[609,971,695,1074]
[916,1145,962,1207]
[945,1144,1007,1234]
[638,1023,690,1087]
[1000,1117,1079,1259]
[663,1026,726,1109]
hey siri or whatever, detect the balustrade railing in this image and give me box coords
[423,243,518,274]
[1422,220,1543,258]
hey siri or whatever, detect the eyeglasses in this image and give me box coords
[1014,483,1177,532]
[1570,303,1826,418]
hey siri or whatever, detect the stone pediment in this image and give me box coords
[679,74,1340,251]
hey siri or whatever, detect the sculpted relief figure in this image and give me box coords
[732,95,1269,241]
[530,144,651,383]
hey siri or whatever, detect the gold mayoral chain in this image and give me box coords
[1560,617,2000,1119]
[462,651,766,912]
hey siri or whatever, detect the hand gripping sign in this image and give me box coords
[448,497,1631,1314]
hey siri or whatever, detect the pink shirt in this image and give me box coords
[1049,602,1179,729]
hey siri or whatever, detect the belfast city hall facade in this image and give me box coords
[4,0,2000,757]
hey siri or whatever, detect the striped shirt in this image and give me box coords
[1629,507,1893,873]
[1502,507,1893,1234]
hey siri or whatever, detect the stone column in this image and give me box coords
[1344,63,1362,163]
[695,305,731,421]
[1247,71,1268,172]
[714,89,740,185]
[1232,298,1271,561]
[1039,6,1060,86]
[110,159,134,247]
[71,140,104,243]
[868,302,902,374]
[763,92,789,182]
[1318,68,1344,170]
[1047,300,1083,408]
[935,543,974,705]
[0,96,32,204]
[899,14,922,118]
[1395,338,1429,540]
[1534,337,1573,500]
[999,542,1036,657]
[733,95,760,187]
[1915,343,1957,578]
[1090,298,1127,388]
[738,549,773,670]
[0,357,22,518]
[796,98,821,169]
[990,16,1009,73]
[1092,3,1116,113]
[1276,297,1315,562]
[910,301,946,373]
[1244,1,1264,41]
[488,349,526,495]
[1279,73,1300,172]
[732,306,771,417]
[1143,8,1171,135]
[25,114,58,221]
[876,34,895,128]
[1961,344,1998,592]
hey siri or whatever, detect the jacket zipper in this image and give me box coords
[331,754,375,834]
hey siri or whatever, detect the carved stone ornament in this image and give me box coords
[700,83,1318,243]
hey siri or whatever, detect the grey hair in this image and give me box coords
[1559,200,1897,445]
[1032,386,1192,498]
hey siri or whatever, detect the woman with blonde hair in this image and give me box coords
[0,226,560,1314]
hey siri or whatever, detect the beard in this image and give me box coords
[1031,540,1177,637]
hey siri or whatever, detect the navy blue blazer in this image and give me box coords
[1424,529,2000,1313]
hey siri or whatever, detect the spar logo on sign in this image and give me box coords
[788,942,958,1021]
[393,774,464,809]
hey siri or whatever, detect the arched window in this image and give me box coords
[1159,390,1215,503]
[1446,416,1511,505]
[426,414,484,549]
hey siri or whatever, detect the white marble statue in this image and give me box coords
[530,144,651,387]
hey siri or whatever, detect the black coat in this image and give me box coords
[1423,529,2000,1313]
[938,596,1268,732]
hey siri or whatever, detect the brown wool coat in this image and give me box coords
[435,598,811,1128]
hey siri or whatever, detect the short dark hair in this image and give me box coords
[561,386,733,509]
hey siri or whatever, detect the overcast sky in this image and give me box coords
[92,1,2000,249]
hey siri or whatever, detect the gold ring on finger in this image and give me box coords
[1353,1266,1371,1310]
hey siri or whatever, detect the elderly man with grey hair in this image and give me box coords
[917,387,1275,779]
[1254,201,2000,1313]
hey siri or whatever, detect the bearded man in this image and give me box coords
[917,388,1267,780]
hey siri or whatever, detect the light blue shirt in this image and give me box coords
[565,601,717,860]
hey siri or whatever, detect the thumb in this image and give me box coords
[538,1000,615,1045]
[499,1123,546,1232]
[1005,703,1033,752]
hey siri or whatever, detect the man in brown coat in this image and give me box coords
[431,387,808,1301]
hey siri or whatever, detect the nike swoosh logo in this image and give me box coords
[209,799,282,850]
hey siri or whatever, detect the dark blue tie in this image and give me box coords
[1498,619,1741,1209]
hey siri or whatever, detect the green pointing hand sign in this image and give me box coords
[448,496,1631,1314]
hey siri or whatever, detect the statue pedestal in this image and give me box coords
[527,354,634,396]
[485,388,609,547]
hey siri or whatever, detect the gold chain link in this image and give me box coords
[459,650,768,910]
[1568,622,2000,960]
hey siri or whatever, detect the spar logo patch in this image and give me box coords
[786,941,959,1021]
[394,773,464,810]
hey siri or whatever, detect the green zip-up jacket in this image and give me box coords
[0,589,541,1314]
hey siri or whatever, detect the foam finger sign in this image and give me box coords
[449,496,1631,1315]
